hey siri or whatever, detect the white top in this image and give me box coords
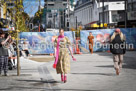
[22,44,29,50]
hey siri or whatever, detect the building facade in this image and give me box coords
[44,0,68,29]
[127,0,136,27]
[74,0,125,29]
[0,0,17,29]
[98,1,125,28]
[74,0,97,28]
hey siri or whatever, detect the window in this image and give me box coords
[133,2,136,11]
[128,3,132,11]
[112,14,119,22]
[48,4,54,6]
[48,13,52,18]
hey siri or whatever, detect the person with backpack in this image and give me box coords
[110,28,126,75]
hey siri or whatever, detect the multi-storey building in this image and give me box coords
[44,0,68,29]
[127,0,136,27]
[74,0,125,29]
[98,0,125,28]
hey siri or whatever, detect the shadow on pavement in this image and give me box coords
[71,73,115,76]
[96,51,136,69]
[0,87,45,90]
[17,79,59,83]
[52,89,99,91]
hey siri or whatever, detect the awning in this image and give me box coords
[91,24,99,27]
[91,23,108,28]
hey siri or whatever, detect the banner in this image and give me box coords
[19,31,75,54]
[80,28,136,53]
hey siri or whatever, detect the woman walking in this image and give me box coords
[110,28,126,75]
[53,29,76,83]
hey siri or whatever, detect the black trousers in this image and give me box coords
[0,56,8,74]
[23,50,30,57]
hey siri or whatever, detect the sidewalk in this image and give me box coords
[0,51,136,91]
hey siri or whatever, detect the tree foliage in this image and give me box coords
[0,0,29,32]
[0,0,30,38]
[33,8,44,25]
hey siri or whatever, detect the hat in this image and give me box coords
[115,29,121,32]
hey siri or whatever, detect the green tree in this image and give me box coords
[0,0,29,33]
[33,8,44,25]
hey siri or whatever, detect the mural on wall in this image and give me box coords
[80,28,136,53]
[19,31,75,54]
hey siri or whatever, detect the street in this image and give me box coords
[0,51,136,91]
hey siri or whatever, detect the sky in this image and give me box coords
[23,0,44,17]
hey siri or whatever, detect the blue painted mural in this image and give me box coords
[19,31,75,54]
[80,28,136,53]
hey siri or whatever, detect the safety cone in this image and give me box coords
[50,53,54,56]
[76,39,82,54]
[107,50,110,53]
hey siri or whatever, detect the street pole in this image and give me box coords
[102,0,105,29]
[99,13,100,29]
[16,30,20,76]
[39,0,41,32]
[44,0,47,32]
[67,0,70,31]
[64,9,66,29]
[76,16,77,38]
[16,0,20,76]
[54,11,55,28]
[125,0,127,28]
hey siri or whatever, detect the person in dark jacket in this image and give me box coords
[110,28,126,75]
[0,30,11,76]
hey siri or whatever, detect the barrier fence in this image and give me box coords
[19,28,136,54]
[19,31,75,54]
[80,28,136,53]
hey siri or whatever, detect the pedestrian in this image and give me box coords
[0,30,11,76]
[22,41,30,57]
[87,32,94,54]
[8,39,16,69]
[53,29,76,83]
[110,28,126,75]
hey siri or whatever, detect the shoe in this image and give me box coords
[116,68,119,75]
[4,73,8,76]
[13,66,17,69]
[64,76,67,83]
[61,74,64,82]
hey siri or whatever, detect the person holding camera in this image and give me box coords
[0,31,11,76]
